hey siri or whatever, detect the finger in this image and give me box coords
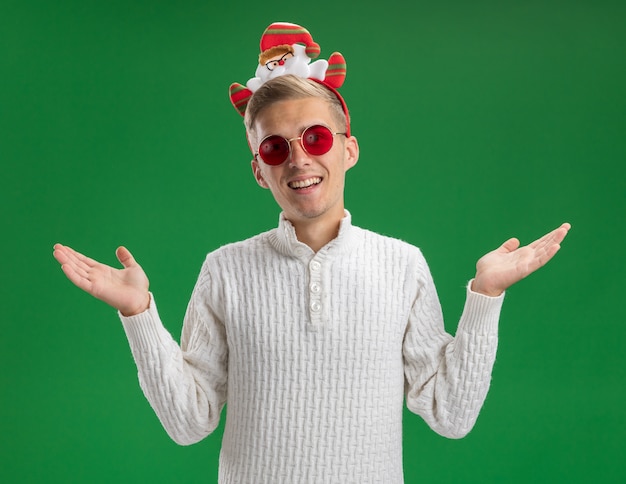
[59,259,94,292]
[53,244,70,265]
[53,243,80,263]
[55,244,99,271]
[532,242,562,270]
[529,223,571,250]
[59,247,97,279]
[53,245,83,275]
[547,223,570,244]
[528,224,569,270]
[552,223,571,244]
[54,244,104,281]
[63,245,100,268]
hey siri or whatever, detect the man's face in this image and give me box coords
[250,97,359,228]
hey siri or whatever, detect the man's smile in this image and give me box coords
[288,176,322,190]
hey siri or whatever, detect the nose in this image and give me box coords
[287,137,311,167]
[278,60,285,66]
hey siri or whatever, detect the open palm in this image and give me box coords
[53,244,150,316]
[472,223,571,297]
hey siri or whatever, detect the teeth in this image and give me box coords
[289,177,321,189]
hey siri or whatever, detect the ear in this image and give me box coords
[343,135,359,171]
[251,158,269,189]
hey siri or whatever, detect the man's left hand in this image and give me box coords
[471,223,571,297]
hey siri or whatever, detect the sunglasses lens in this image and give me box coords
[259,136,289,165]
[302,125,334,155]
[258,126,335,165]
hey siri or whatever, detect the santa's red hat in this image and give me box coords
[259,22,321,59]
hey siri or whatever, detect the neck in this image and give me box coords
[290,213,344,252]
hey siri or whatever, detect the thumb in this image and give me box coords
[500,237,520,253]
[116,246,137,268]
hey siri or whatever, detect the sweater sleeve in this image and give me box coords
[119,263,228,445]
[403,253,503,439]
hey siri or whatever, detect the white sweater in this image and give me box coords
[120,212,503,483]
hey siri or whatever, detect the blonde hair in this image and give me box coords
[244,75,347,135]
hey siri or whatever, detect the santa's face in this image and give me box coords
[264,51,294,71]
[255,44,311,82]
[250,97,359,232]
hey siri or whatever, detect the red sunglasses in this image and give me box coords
[255,124,347,166]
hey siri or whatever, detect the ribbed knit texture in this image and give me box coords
[120,211,503,483]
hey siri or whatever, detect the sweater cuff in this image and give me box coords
[118,292,172,348]
[457,279,505,334]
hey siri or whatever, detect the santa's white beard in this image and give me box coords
[260,57,310,82]
[246,45,328,93]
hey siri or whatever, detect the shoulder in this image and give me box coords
[354,225,425,259]
[349,226,434,295]
[204,229,275,263]
[191,230,277,286]
[351,226,433,284]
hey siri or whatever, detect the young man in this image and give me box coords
[53,23,570,484]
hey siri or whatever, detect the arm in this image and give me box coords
[119,267,228,445]
[53,244,227,444]
[403,259,502,438]
[404,223,571,437]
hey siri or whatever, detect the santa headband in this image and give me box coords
[229,22,350,136]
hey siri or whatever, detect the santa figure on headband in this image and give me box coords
[229,22,346,116]
[246,41,329,92]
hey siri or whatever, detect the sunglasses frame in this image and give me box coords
[254,124,347,166]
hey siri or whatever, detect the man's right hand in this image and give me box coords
[53,244,150,316]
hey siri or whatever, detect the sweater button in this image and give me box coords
[310,301,321,312]
[310,261,321,272]
[310,282,321,294]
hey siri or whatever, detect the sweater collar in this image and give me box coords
[269,210,358,259]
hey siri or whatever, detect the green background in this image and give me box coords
[2,0,624,482]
